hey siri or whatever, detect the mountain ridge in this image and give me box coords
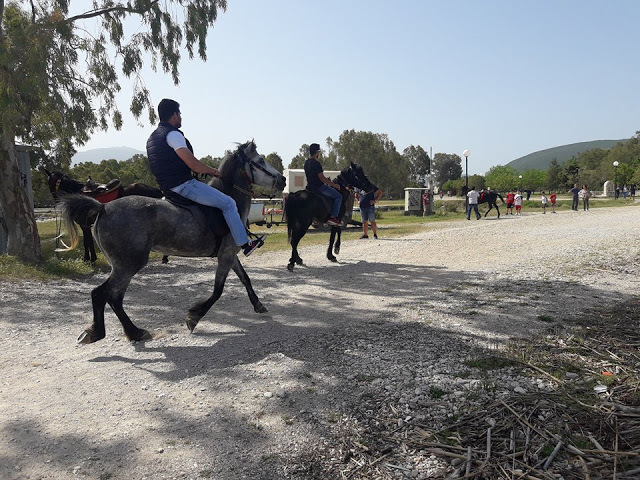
[72,146,145,165]
[506,139,623,171]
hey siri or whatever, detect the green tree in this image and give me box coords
[432,153,462,188]
[0,0,227,261]
[403,145,430,186]
[265,153,284,173]
[484,165,518,192]
[334,129,408,198]
[521,169,546,192]
[288,144,309,169]
[546,158,562,191]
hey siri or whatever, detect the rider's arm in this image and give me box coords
[318,172,340,190]
[175,148,220,177]
[167,130,220,177]
[374,188,383,202]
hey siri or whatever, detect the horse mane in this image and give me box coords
[214,141,252,182]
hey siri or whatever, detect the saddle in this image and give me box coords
[82,177,121,203]
[305,186,344,227]
[162,190,231,253]
[305,186,336,214]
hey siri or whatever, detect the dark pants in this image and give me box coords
[467,204,480,220]
[572,196,579,210]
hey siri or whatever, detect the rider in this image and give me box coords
[146,98,265,256]
[304,143,342,226]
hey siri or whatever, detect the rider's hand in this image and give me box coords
[210,168,221,178]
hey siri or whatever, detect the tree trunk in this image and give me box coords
[0,131,42,262]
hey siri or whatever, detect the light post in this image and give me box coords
[613,161,619,199]
[463,149,470,209]
[518,175,522,192]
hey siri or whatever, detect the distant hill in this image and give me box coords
[507,140,624,171]
[72,146,144,165]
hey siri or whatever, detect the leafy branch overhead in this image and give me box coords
[0,0,227,157]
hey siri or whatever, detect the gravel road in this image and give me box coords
[1,205,639,479]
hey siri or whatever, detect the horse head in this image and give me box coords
[220,141,286,193]
[336,162,375,192]
[45,170,83,199]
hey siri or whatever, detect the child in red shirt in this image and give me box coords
[549,192,557,213]
[506,191,515,215]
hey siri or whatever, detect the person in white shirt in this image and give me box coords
[541,192,547,214]
[466,186,481,220]
[514,190,523,215]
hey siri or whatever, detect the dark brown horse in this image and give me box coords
[45,169,164,263]
[284,163,374,271]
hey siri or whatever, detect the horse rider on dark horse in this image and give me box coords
[146,98,265,256]
[304,143,342,226]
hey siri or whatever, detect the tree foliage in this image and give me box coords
[0,0,227,260]
[403,145,430,186]
[432,153,462,188]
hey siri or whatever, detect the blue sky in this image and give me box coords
[80,0,640,175]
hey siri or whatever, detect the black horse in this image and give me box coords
[57,141,286,343]
[285,163,374,272]
[45,169,164,263]
[478,190,505,218]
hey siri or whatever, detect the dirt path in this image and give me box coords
[1,206,639,479]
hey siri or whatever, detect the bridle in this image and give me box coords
[234,145,281,198]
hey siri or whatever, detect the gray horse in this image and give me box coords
[58,141,286,344]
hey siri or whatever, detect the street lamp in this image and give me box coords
[463,149,470,208]
[613,161,619,199]
[518,175,522,192]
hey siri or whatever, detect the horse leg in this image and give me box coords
[77,280,110,344]
[287,221,310,272]
[484,204,492,217]
[334,226,341,255]
[232,257,267,313]
[327,227,337,262]
[186,251,235,332]
[80,224,97,263]
[78,262,150,344]
[161,255,169,264]
[495,204,501,218]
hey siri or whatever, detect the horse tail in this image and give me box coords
[56,195,105,252]
[497,193,505,204]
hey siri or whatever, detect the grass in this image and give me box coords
[2,198,638,282]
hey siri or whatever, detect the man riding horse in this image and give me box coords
[303,143,342,226]
[147,98,265,256]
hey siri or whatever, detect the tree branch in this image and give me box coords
[43,1,160,25]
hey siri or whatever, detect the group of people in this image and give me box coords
[146,98,382,256]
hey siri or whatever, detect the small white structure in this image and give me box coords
[603,180,614,197]
[283,169,342,194]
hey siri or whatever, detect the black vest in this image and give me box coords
[146,122,194,191]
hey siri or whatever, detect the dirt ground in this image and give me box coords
[1,205,639,479]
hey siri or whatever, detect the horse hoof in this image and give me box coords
[334,246,341,255]
[137,330,153,342]
[186,316,200,333]
[255,303,268,314]
[77,331,93,344]
[296,259,303,266]
[287,263,295,272]
[328,256,338,263]
[161,256,169,264]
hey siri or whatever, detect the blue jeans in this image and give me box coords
[319,184,342,217]
[171,179,249,246]
[467,204,480,219]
